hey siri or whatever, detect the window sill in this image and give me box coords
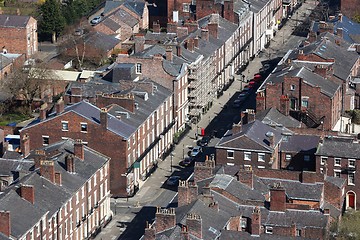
[81,131,88,133]
[62,129,69,132]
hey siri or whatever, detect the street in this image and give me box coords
[94,1,318,239]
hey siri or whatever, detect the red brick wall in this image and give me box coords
[341,0,360,19]
[215,148,271,169]
[20,111,128,197]
[196,0,222,20]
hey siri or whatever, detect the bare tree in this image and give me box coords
[0,63,55,114]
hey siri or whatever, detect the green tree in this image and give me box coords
[335,210,360,239]
[38,0,66,42]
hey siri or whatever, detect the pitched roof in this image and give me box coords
[216,120,283,152]
[84,32,121,52]
[0,14,31,28]
[315,136,360,159]
[256,107,302,128]
[113,8,139,27]
[101,17,121,31]
[280,134,320,153]
[0,158,33,176]
[266,210,328,228]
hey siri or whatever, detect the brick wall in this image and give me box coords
[216,148,271,169]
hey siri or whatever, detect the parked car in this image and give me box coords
[166,176,181,186]
[233,99,243,108]
[190,146,202,157]
[197,136,211,147]
[90,16,102,25]
[179,157,194,167]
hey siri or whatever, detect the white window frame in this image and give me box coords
[258,165,265,169]
[296,229,301,237]
[334,158,341,167]
[334,170,341,178]
[244,152,251,161]
[290,84,296,91]
[320,157,327,165]
[320,167,324,174]
[61,121,69,131]
[348,159,355,168]
[348,172,355,185]
[301,96,309,108]
[183,3,190,12]
[80,122,88,132]
[265,226,273,234]
[258,153,265,162]
[136,63,142,74]
[285,154,292,161]
[227,150,234,159]
[42,135,49,146]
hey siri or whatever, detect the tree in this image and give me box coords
[0,63,55,114]
[38,0,66,42]
[333,210,360,240]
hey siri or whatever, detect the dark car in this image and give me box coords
[166,176,181,186]
[179,157,194,167]
[197,136,211,147]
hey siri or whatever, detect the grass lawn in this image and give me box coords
[0,112,32,126]
[0,6,37,15]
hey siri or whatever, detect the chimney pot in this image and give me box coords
[74,139,84,160]
[201,28,209,41]
[186,213,202,239]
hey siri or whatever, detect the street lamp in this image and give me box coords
[170,153,173,172]
[241,74,245,90]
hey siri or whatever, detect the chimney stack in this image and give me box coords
[166,46,173,62]
[0,211,11,237]
[20,134,30,157]
[186,213,202,239]
[336,28,343,37]
[208,22,218,39]
[251,207,261,236]
[155,207,176,233]
[153,21,160,33]
[55,172,62,185]
[279,95,290,116]
[201,28,209,41]
[178,181,198,207]
[17,185,35,204]
[40,160,55,183]
[66,154,75,173]
[100,108,108,130]
[187,38,194,52]
[241,109,255,125]
[34,150,46,169]
[338,13,343,22]
[238,166,254,189]
[194,159,215,183]
[270,183,286,211]
[232,123,242,134]
[39,107,47,121]
[180,226,190,240]
[144,222,156,240]
[313,65,327,78]
[134,34,145,53]
[74,139,84,160]
[266,131,275,148]
[176,44,182,57]
[55,97,65,114]
[194,37,199,48]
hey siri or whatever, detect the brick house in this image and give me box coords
[215,120,283,169]
[257,65,342,130]
[0,158,33,191]
[315,136,360,210]
[0,53,25,81]
[0,14,38,58]
[22,64,174,197]
[142,160,344,239]
[0,138,111,239]
[63,31,121,64]
[340,0,360,20]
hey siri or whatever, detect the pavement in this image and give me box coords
[94,1,318,239]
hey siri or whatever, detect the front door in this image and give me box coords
[347,192,356,209]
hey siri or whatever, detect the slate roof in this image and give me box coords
[0,139,109,239]
[256,107,302,128]
[84,32,121,52]
[332,15,360,44]
[216,120,284,153]
[22,100,137,139]
[315,136,360,159]
[221,230,307,240]
[261,65,340,97]
[266,210,328,228]
[0,158,33,176]
[259,178,323,201]
[0,53,22,70]
[291,33,359,81]
[113,8,139,27]
[246,0,269,13]
[325,176,346,188]
[124,1,146,17]
[0,14,31,28]
[280,135,320,153]
[103,0,123,15]
[101,17,121,31]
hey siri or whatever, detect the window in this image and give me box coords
[334,158,341,166]
[80,123,87,132]
[304,155,310,162]
[61,121,68,131]
[320,167,324,174]
[265,226,273,234]
[334,170,341,178]
[183,3,190,12]
[301,97,309,108]
[286,154,292,161]
[258,153,265,162]
[296,229,301,237]
[42,136,49,146]
[321,157,327,165]
[290,84,296,91]
[244,152,251,161]
[349,159,355,168]
[240,217,247,230]
[348,172,355,185]
[81,186,85,198]
[136,63,142,74]
[227,150,234,159]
